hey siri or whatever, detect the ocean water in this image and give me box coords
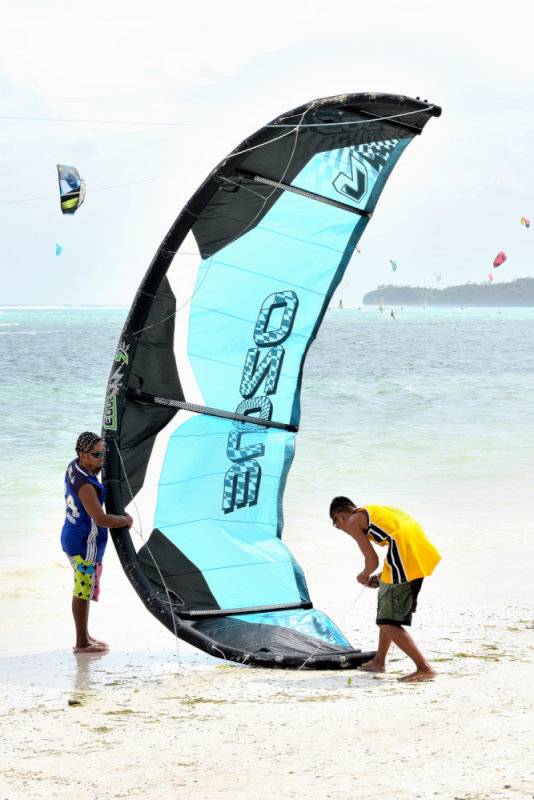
[1,304,533,646]
[293,305,534,509]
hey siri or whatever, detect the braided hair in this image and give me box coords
[76,431,102,454]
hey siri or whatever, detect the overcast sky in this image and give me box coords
[1,0,533,306]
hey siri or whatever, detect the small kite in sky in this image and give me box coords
[434,272,441,282]
[57,164,86,215]
[56,243,63,256]
[488,273,493,282]
[493,251,507,268]
[390,259,397,271]
[521,217,530,228]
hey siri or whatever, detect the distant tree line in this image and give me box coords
[363,278,534,307]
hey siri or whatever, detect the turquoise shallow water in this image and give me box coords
[0,307,127,567]
[1,304,533,571]
[297,306,534,502]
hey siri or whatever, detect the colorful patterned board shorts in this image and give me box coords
[68,555,103,602]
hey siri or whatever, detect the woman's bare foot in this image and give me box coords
[73,636,109,651]
[73,641,110,654]
[89,635,109,647]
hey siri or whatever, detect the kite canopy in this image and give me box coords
[493,251,507,268]
[102,92,441,669]
[57,164,86,214]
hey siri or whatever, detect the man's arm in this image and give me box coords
[345,510,379,585]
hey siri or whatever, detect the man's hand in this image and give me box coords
[357,572,380,588]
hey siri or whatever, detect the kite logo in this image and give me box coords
[103,394,118,431]
[333,141,399,205]
[333,151,368,203]
[103,340,130,430]
[115,345,129,365]
[222,290,298,514]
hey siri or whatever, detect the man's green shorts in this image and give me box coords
[376,578,423,627]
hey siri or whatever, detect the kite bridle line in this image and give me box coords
[0,103,435,129]
[111,443,242,800]
[263,103,436,129]
[112,438,187,675]
[114,437,374,672]
[106,110,309,654]
[150,584,373,800]
[293,584,369,673]
[108,96,435,657]
[0,104,436,209]
[128,100,435,338]
[109,98,408,664]
[129,101,310,338]
[112,438,238,680]
[0,110,305,211]
[114,438,382,800]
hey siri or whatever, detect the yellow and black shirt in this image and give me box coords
[360,505,441,584]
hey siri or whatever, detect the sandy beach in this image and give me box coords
[1,615,533,800]
[2,538,533,800]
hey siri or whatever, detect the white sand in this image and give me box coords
[2,523,534,799]
[1,621,533,800]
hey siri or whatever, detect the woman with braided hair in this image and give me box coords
[61,432,133,654]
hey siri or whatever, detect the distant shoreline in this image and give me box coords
[363,277,534,307]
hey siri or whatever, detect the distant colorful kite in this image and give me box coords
[493,251,507,268]
[488,273,493,282]
[390,259,397,271]
[56,243,63,256]
[521,217,530,228]
[57,164,86,215]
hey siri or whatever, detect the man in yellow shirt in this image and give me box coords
[330,496,440,682]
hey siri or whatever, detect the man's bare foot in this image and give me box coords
[397,668,437,682]
[357,659,386,673]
